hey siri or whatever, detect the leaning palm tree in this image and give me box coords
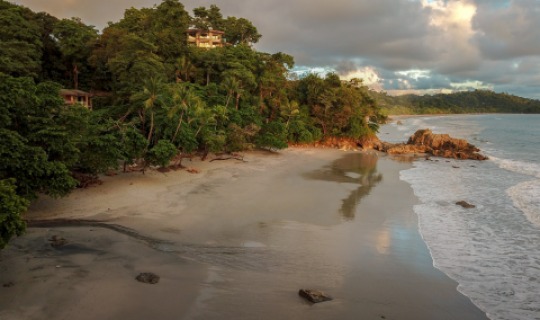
[131,77,165,146]
[166,83,203,143]
[280,100,300,128]
[221,76,241,109]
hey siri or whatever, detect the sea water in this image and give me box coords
[380,114,540,320]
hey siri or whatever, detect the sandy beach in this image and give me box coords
[0,148,488,320]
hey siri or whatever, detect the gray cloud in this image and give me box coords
[335,60,362,77]
[9,0,540,99]
[472,0,540,60]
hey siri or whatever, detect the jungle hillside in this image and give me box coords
[0,0,381,248]
[1,0,539,248]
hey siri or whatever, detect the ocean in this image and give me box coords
[380,114,540,320]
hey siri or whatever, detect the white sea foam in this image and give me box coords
[384,114,540,319]
[490,156,540,179]
[400,153,540,320]
[508,180,540,228]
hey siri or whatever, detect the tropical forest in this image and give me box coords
[1,0,539,248]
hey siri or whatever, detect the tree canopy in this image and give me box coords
[0,0,387,248]
[372,89,540,115]
[4,0,539,248]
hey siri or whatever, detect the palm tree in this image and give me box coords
[280,100,300,128]
[175,55,195,82]
[222,77,241,109]
[131,77,165,146]
[166,84,202,143]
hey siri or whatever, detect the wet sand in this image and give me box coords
[0,149,488,319]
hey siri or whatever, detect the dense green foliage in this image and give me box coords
[372,90,540,115]
[0,0,382,247]
[2,0,538,248]
[0,179,29,249]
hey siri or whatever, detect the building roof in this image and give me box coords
[187,28,225,35]
[60,89,92,97]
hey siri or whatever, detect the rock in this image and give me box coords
[317,136,383,151]
[186,167,201,174]
[357,135,383,150]
[383,143,428,155]
[3,282,14,288]
[321,137,359,150]
[49,235,67,248]
[456,201,476,209]
[377,129,488,160]
[408,129,488,160]
[298,289,333,303]
[136,272,160,284]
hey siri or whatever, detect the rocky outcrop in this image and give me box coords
[376,129,488,160]
[312,136,383,151]
[357,135,383,150]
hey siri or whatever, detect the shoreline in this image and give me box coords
[0,148,488,319]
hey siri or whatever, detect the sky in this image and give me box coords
[10,0,540,99]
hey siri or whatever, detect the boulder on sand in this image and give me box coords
[135,272,160,284]
[298,289,333,303]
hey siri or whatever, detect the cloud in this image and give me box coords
[12,0,160,27]
[8,0,540,99]
[421,0,482,74]
[472,0,540,60]
[339,65,383,90]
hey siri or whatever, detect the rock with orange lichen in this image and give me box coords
[376,129,487,160]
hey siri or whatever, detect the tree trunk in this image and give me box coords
[147,111,154,144]
[73,64,79,90]
[235,93,240,110]
[225,92,232,108]
[259,87,264,114]
[171,111,185,143]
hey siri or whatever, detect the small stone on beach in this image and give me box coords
[456,201,476,209]
[136,272,160,284]
[186,167,201,174]
[49,235,67,248]
[298,289,333,303]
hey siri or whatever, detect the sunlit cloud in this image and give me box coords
[395,69,431,80]
[340,66,383,91]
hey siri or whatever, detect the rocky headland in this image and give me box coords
[376,129,488,160]
[302,129,487,160]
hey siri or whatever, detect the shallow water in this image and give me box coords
[381,115,540,320]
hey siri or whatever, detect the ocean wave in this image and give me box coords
[490,156,540,179]
[508,180,540,228]
[400,160,540,320]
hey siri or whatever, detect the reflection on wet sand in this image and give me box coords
[0,149,489,320]
[304,152,383,219]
